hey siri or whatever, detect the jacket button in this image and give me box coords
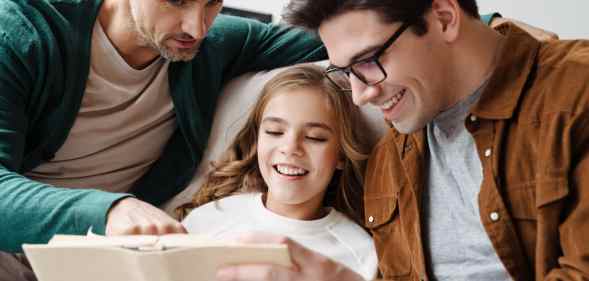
[489,212,500,222]
[470,115,478,122]
[484,148,492,157]
[368,216,374,223]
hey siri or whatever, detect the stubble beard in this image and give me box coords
[129,6,199,62]
[141,32,200,62]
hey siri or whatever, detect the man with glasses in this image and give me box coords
[216,0,589,281]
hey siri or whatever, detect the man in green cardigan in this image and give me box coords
[0,0,325,254]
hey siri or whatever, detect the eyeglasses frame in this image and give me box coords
[325,22,412,91]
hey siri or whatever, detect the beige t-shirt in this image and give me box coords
[26,22,176,193]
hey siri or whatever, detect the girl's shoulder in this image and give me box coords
[323,210,378,280]
[181,193,262,233]
[327,210,373,245]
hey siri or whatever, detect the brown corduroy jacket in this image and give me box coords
[364,23,589,281]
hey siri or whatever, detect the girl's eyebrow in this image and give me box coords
[262,117,334,133]
[261,117,287,125]
[305,122,334,133]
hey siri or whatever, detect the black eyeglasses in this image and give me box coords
[325,22,411,92]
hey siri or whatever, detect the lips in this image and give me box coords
[172,38,198,49]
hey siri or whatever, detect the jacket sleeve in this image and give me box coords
[206,15,326,79]
[545,110,589,280]
[0,24,127,254]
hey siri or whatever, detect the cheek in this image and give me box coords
[256,149,272,184]
[312,146,341,172]
[158,17,180,33]
[256,139,272,167]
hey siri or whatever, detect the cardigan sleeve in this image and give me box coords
[0,4,128,253]
[205,15,326,79]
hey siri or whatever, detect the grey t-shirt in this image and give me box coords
[423,85,511,281]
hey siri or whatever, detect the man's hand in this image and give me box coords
[216,233,365,281]
[491,17,558,41]
[105,197,187,235]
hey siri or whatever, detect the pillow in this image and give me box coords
[162,62,388,216]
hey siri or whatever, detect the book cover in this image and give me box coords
[23,233,291,281]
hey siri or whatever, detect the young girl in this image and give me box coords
[178,65,377,280]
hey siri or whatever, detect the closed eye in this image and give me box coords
[306,136,327,142]
[264,130,283,136]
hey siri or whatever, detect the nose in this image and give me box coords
[182,6,208,40]
[350,74,382,106]
[279,134,304,157]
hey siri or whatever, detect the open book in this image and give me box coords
[23,232,291,281]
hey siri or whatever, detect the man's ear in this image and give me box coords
[430,0,461,43]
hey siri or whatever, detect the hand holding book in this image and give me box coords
[106,197,187,236]
[217,233,366,281]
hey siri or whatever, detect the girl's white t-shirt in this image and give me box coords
[182,192,378,280]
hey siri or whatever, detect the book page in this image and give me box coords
[48,234,159,248]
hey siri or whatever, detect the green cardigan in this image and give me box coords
[0,0,325,252]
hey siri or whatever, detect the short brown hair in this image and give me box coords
[283,0,479,35]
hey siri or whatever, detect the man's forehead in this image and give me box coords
[318,11,399,67]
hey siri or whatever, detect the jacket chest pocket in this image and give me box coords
[365,194,412,278]
[505,177,569,221]
[503,177,570,262]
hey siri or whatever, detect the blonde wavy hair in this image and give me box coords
[177,65,369,223]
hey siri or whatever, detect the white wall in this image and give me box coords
[478,1,589,39]
[223,0,287,23]
[224,0,589,39]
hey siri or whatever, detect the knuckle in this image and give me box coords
[161,222,182,234]
[140,224,158,234]
[160,223,174,234]
[127,225,142,235]
[114,225,141,235]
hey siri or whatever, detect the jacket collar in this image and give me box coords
[471,23,542,120]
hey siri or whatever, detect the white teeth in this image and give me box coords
[382,99,394,110]
[392,95,399,104]
[380,89,406,110]
[275,165,307,176]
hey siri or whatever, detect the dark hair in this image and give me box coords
[283,0,479,35]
